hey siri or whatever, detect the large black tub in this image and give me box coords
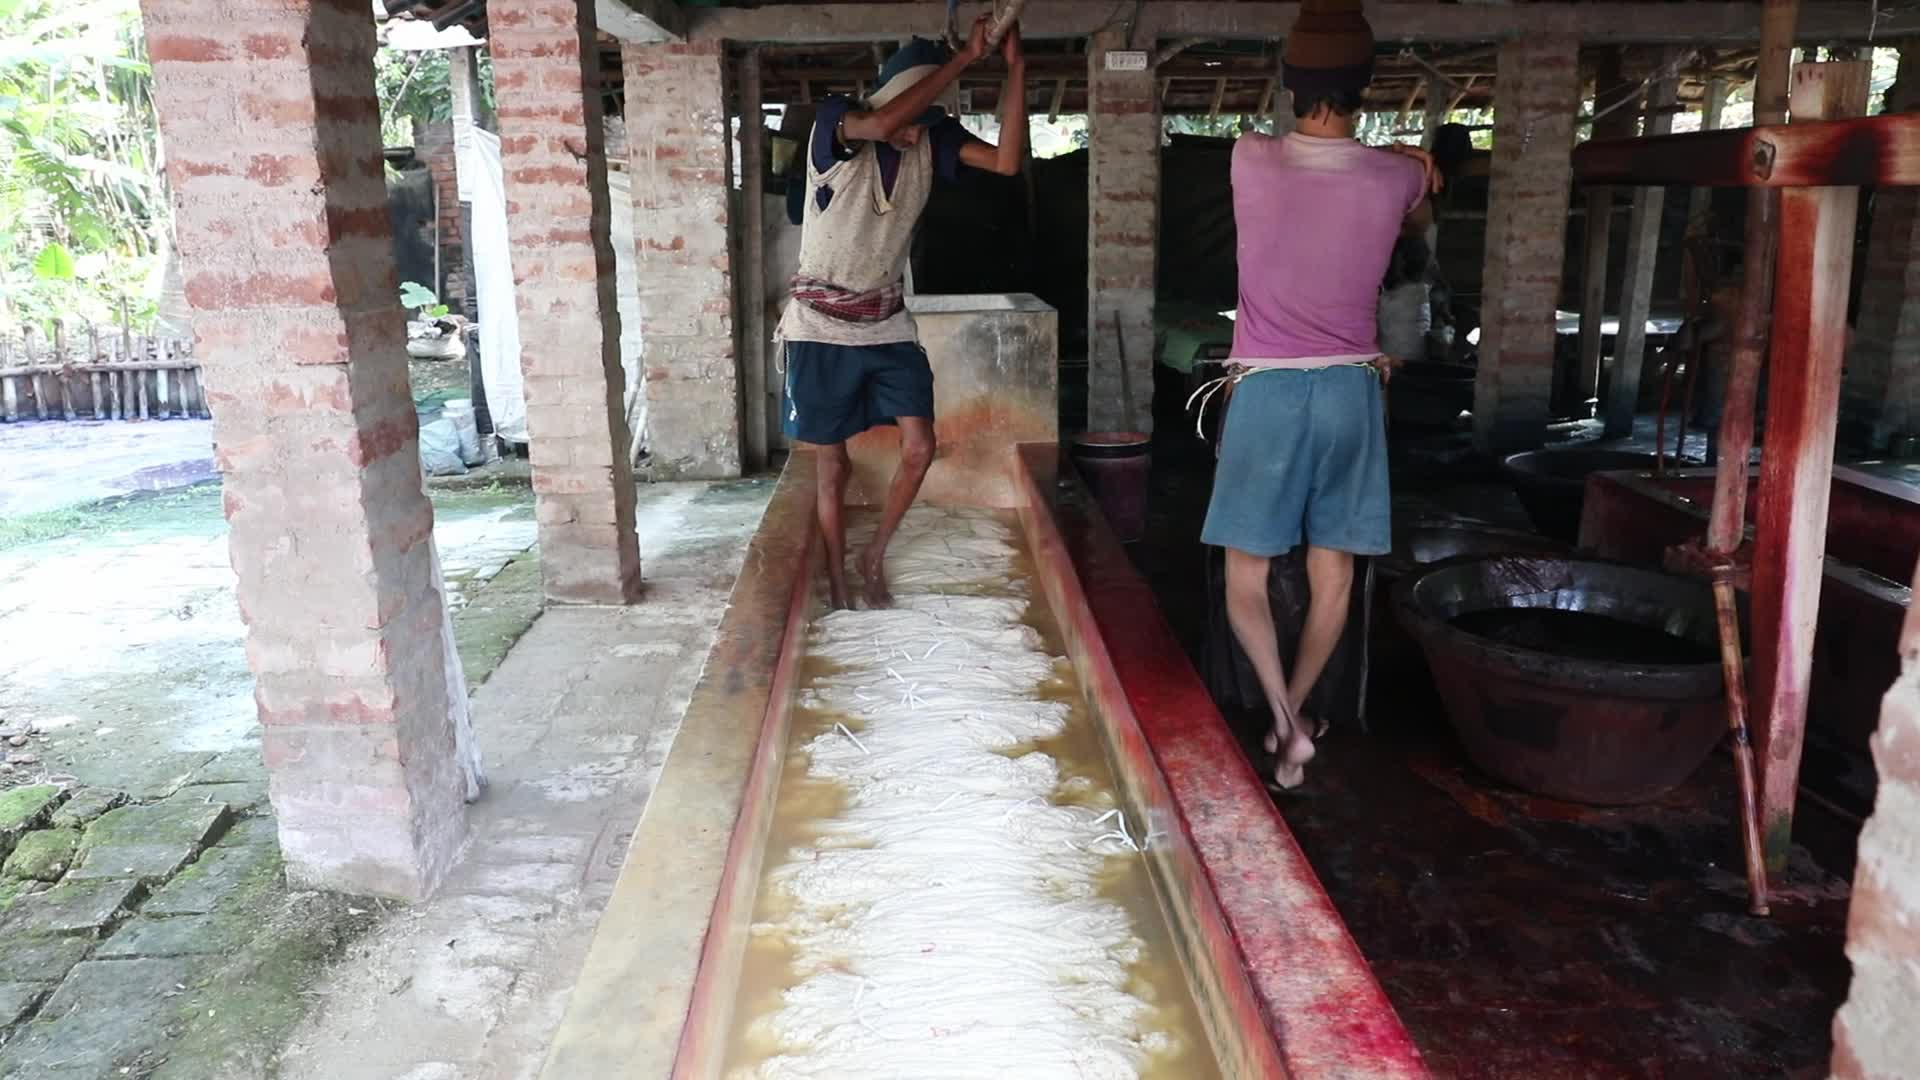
[1393,554,1729,805]
[1501,449,1660,542]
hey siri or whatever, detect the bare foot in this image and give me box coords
[1267,716,1317,790]
[826,558,851,611]
[860,545,893,609]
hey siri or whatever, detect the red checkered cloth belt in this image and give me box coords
[789,277,906,323]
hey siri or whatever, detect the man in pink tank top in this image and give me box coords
[1202,0,1436,788]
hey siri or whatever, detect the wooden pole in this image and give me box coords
[53,321,76,420]
[0,337,15,422]
[1707,0,1796,493]
[88,324,105,419]
[1578,49,1631,415]
[1747,58,1870,872]
[25,326,45,420]
[738,49,770,473]
[1687,77,1730,233]
[1421,73,1447,147]
[1603,52,1680,436]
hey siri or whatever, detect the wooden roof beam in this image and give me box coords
[687,2,1917,45]
[597,0,684,43]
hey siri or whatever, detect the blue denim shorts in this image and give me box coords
[1200,365,1390,556]
[781,340,935,446]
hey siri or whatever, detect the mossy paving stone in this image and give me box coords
[0,878,142,937]
[0,982,47,1029]
[3,829,79,883]
[0,934,94,990]
[0,786,63,860]
[48,789,126,831]
[143,842,282,918]
[184,751,266,787]
[69,800,230,886]
[96,913,254,960]
[0,957,192,1078]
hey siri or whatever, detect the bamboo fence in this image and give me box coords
[0,316,204,422]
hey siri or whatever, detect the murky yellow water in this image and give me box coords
[720,513,1223,1079]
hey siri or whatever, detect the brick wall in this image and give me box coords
[1474,35,1580,454]
[1842,43,1920,451]
[414,121,466,312]
[142,0,467,899]
[1831,557,1920,1078]
[623,41,742,480]
[492,0,644,603]
[1087,28,1159,436]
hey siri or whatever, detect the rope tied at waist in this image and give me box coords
[789,277,907,324]
[1184,360,1383,441]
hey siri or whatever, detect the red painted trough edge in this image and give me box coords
[1017,444,1429,1079]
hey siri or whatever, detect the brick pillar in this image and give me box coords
[1473,34,1580,454]
[143,0,467,899]
[623,42,743,480]
[1087,28,1158,435]
[1843,43,1920,450]
[414,122,465,310]
[492,0,644,603]
[1831,560,1920,1079]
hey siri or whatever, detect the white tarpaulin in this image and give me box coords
[605,166,647,462]
[457,127,527,443]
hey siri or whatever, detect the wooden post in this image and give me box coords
[1603,52,1680,436]
[25,326,46,420]
[88,324,105,419]
[0,337,15,422]
[1421,73,1447,147]
[1749,59,1871,869]
[1708,0,1796,495]
[1687,77,1730,234]
[738,49,770,473]
[1578,49,1631,414]
[53,321,76,420]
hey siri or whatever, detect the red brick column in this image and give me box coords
[623,42,743,480]
[142,0,467,899]
[1832,558,1920,1078]
[1843,43,1920,450]
[1473,34,1580,454]
[492,0,645,601]
[1087,28,1158,435]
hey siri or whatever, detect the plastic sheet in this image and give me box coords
[456,128,527,443]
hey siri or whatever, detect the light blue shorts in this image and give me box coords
[1200,365,1390,557]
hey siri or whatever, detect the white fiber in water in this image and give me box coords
[742,509,1168,1080]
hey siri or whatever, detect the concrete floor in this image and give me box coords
[0,419,216,517]
[276,478,775,1080]
[1130,421,1864,1079]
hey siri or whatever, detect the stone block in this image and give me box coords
[144,842,282,917]
[0,957,193,1077]
[3,830,79,883]
[0,787,63,859]
[96,914,253,959]
[48,789,126,831]
[0,982,46,1029]
[188,750,268,786]
[124,751,218,801]
[0,878,142,937]
[0,934,94,985]
[71,800,230,886]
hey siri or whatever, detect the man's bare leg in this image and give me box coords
[1288,546,1355,733]
[859,417,935,608]
[815,442,853,609]
[1224,547,1315,788]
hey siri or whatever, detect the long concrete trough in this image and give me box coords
[539,295,1423,1079]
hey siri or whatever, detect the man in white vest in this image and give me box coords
[777,20,1027,609]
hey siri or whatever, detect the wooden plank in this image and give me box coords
[738,49,770,474]
[88,324,105,419]
[1749,183,1859,868]
[1572,113,1920,189]
[25,326,45,421]
[1748,60,1871,871]
[53,321,76,420]
[1602,55,1679,437]
[688,2,1920,44]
